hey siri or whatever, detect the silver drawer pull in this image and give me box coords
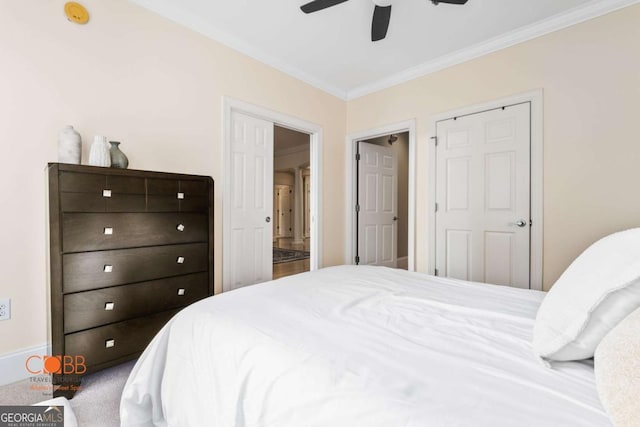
[104,302,115,311]
[177,288,185,296]
[102,189,112,198]
[104,227,113,235]
[177,256,185,264]
[176,224,185,232]
[177,192,185,200]
[103,265,113,273]
[105,339,115,348]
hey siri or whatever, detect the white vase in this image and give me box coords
[88,135,111,167]
[57,125,82,164]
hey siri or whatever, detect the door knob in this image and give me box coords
[516,220,527,228]
[266,216,271,223]
[393,216,398,221]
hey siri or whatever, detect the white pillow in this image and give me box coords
[594,307,640,427]
[532,228,640,361]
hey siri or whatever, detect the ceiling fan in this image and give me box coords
[300,0,469,42]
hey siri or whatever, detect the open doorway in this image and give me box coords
[346,120,415,271]
[273,126,311,279]
[222,97,323,292]
[356,132,409,269]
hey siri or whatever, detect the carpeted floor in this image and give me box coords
[0,360,135,426]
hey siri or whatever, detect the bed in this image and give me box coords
[120,265,611,426]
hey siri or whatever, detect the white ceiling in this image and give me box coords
[130,0,637,99]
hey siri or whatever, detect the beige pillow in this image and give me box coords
[594,308,640,427]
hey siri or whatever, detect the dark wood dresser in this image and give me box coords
[47,163,214,397]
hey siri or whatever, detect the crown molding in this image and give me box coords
[130,0,639,102]
[346,0,640,100]
[129,0,348,100]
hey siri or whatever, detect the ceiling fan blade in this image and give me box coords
[371,5,392,42]
[300,0,349,14]
[432,0,469,5]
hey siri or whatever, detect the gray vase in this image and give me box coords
[109,141,129,169]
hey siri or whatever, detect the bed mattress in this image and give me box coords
[120,266,610,426]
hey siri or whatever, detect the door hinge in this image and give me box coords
[435,203,439,212]
[356,204,360,213]
[355,256,360,265]
[355,153,361,161]
[431,136,438,146]
[434,268,439,276]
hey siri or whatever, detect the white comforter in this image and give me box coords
[120,266,610,426]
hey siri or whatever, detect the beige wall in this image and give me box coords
[347,5,640,290]
[364,133,409,259]
[0,0,345,356]
[2,0,639,358]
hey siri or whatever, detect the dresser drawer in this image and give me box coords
[179,180,209,212]
[180,179,209,196]
[60,193,106,213]
[59,172,105,193]
[148,194,209,213]
[147,178,209,212]
[65,309,178,368]
[63,243,209,293]
[62,213,207,252]
[60,172,145,194]
[147,178,178,195]
[180,195,209,212]
[147,195,179,212]
[63,273,209,333]
[60,193,147,213]
[60,172,146,212]
[147,179,179,212]
[108,175,146,194]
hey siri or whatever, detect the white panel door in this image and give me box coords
[435,103,531,288]
[303,176,311,238]
[229,111,274,290]
[358,141,398,268]
[275,185,292,238]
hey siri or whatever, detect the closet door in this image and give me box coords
[435,103,531,288]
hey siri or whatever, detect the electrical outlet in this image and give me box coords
[0,298,10,321]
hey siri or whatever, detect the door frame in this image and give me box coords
[427,89,544,291]
[222,97,323,291]
[345,119,417,271]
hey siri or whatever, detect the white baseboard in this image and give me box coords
[397,257,409,270]
[0,343,50,386]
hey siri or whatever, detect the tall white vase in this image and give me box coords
[57,125,82,164]
[88,135,111,167]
